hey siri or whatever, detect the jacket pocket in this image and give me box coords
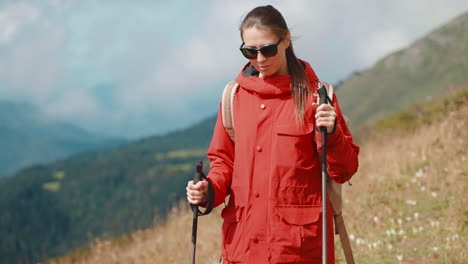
[274,123,318,190]
[276,122,314,136]
[221,205,244,263]
[276,205,321,226]
[270,205,322,263]
[275,123,315,164]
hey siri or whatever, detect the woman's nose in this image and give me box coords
[256,52,267,62]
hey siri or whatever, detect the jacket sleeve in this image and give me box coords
[206,103,235,207]
[316,94,360,183]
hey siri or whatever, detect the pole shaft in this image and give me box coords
[190,161,203,264]
[322,131,327,264]
[190,209,198,264]
[317,84,329,264]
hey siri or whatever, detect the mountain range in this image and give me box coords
[0,100,124,178]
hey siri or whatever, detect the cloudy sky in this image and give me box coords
[1,0,467,139]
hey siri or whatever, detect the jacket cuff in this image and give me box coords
[325,121,344,148]
[198,180,214,216]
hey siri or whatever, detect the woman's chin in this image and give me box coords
[259,69,274,77]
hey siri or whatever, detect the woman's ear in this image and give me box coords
[284,32,292,48]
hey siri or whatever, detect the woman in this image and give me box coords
[186,5,359,264]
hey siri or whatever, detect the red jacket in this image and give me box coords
[207,60,359,263]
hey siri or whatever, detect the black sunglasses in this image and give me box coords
[239,39,283,59]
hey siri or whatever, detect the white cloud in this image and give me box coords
[0,18,67,102]
[44,88,100,119]
[1,0,467,137]
[117,1,248,115]
[358,30,410,67]
[47,0,77,14]
[0,2,40,44]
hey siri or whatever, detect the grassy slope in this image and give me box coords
[48,86,467,264]
[337,11,468,131]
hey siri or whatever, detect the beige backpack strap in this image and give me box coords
[328,180,355,263]
[336,214,355,264]
[221,81,239,142]
[327,181,342,232]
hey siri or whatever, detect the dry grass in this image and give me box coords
[48,89,467,264]
[48,204,223,264]
[341,102,467,263]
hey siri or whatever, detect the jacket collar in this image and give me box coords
[235,60,319,97]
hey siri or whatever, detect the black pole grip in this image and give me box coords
[191,161,204,214]
[193,160,203,184]
[318,84,328,105]
[317,85,328,134]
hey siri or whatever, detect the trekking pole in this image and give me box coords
[317,85,329,264]
[190,161,204,264]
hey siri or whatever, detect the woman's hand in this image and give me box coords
[186,180,208,205]
[315,103,337,134]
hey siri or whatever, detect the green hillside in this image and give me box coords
[337,11,468,130]
[0,115,216,263]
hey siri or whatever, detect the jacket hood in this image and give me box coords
[235,59,319,97]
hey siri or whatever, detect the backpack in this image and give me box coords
[221,81,355,264]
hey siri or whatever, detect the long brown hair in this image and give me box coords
[239,5,311,125]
